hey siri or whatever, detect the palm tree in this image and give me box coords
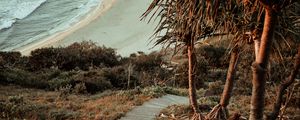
[142,1,258,119]
[142,0,298,119]
[250,6,276,120]
[204,1,299,119]
[141,0,226,119]
[142,1,257,120]
[250,1,298,119]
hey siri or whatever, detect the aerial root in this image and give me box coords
[205,104,228,120]
[191,112,205,120]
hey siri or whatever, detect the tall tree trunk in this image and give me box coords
[250,8,276,120]
[268,46,300,120]
[187,42,204,120]
[206,48,240,120]
[127,62,132,89]
[187,43,200,114]
[220,48,240,107]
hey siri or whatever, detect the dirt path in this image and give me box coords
[120,94,189,120]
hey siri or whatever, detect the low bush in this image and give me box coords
[102,66,130,89]
[49,109,79,120]
[172,56,208,89]
[198,96,220,108]
[142,86,166,98]
[28,41,120,71]
[8,95,24,104]
[207,81,224,95]
[0,52,22,67]
[0,68,118,94]
[71,70,113,94]
[269,57,294,83]
[197,45,227,68]
[128,51,171,87]
[0,99,49,119]
[234,51,254,95]
[0,68,49,89]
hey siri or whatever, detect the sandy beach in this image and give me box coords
[15,0,160,56]
[14,0,116,55]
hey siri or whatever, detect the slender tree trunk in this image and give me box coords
[187,43,200,114]
[220,48,240,107]
[250,8,276,120]
[254,39,261,60]
[268,46,300,120]
[206,48,240,120]
[127,62,131,89]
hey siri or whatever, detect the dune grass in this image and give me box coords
[0,85,171,120]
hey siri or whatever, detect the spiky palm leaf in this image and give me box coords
[142,0,299,120]
[142,0,299,53]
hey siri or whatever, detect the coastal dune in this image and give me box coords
[16,0,160,56]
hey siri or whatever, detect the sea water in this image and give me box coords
[0,0,101,51]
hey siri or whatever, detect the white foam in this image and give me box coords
[0,0,47,30]
[0,0,103,52]
[48,0,101,34]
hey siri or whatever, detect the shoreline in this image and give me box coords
[47,0,161,56]
[14,0,116,56]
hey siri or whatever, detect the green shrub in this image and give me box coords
[8,96,24,104]
[128,51,171,87]
[0,101,48,119]
[131,52,163,71]
[102,66,129,89]
[172,56,208,88]
[73,82,88,94]
[28,47,62,70]
[0,67,127,94]
[49,109,79,120]
[49,78,73,91]
[234,51,254,95]
[28,41,120,71]
[0,68,49,89]
[71,70,113,93]
[197,45,227,68]
[207,81,224,95]
[269,57,294,83]
[0,51,22,68]
[142,86,166,98]
[198,96,220,107]
[206,69,227,82]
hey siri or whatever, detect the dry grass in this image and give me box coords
[156,82,300,120]
[82,93,151,120]
[2,82,299,120]
[157,105,192,120]
[0,85,155,120]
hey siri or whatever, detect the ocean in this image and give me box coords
[0,0,101,51]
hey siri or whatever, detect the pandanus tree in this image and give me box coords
[142,0,250,119]
[142,1,258,119]
[202,1,300,119]
[248,1,299,119]
[142,0,215,118]
[142,0,299,119]
[207,0,300,119]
